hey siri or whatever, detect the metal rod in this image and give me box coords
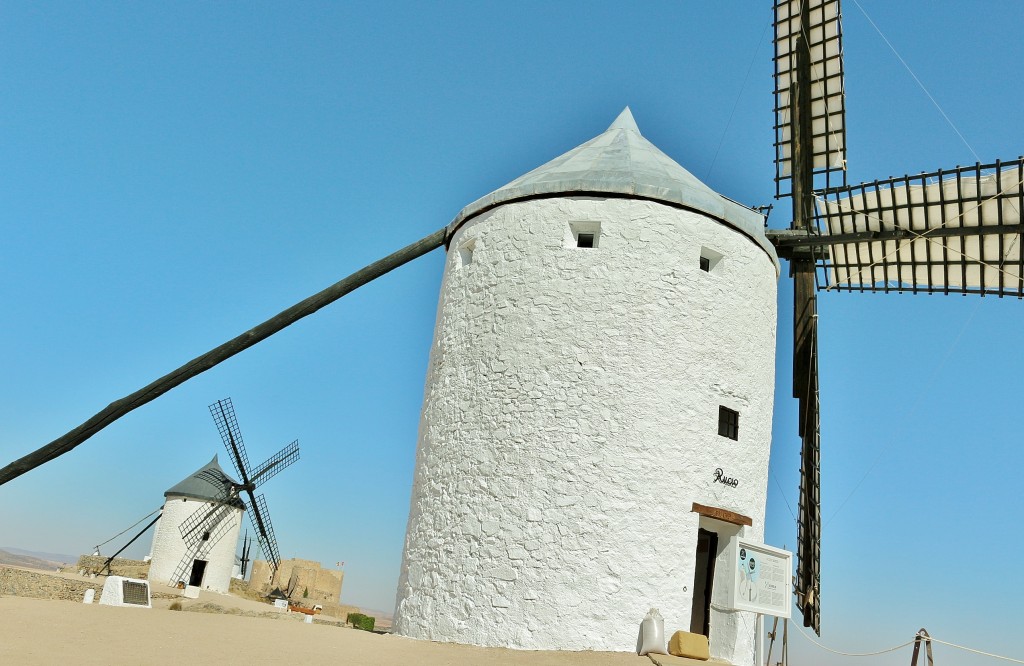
[101,513,162,573]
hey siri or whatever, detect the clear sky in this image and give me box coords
[1,1,1021,663]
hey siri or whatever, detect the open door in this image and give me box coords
[689,528,718,637]
[189,559,208,587]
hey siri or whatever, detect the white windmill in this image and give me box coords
[147,399,299,593]
[147,454,246,593]
[392,108,778,661]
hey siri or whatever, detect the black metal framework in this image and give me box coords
[718,406,739,440]
[211,398,251,482]
[813,158,1024,297]
[208,398,299,577]
[774,0,847,197]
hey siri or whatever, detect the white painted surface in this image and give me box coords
[146,494,243,594]
[98,576,151,608]
[82,588,95,604]
[394,195,777,664]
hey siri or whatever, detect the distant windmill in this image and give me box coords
[147,398,298,591]
[766,0,1022,634]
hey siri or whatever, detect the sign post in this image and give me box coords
[724,538,792,619]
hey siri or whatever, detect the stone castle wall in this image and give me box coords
[249,558,343,605]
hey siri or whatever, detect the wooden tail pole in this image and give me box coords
[0,227,447,486]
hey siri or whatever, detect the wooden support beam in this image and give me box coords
[0,227,447,487]
[691,502,753,527]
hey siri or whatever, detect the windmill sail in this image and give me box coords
[207,398,295,576]
[815,159,1024,295]
[775,0,846,635]
[774,0,847,196]
[250,440,300,488]
[210,398,252,482]
[251,493,281,569]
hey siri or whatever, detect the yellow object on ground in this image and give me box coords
[667,631,710,661]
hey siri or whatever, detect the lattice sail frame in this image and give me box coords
[208,398,298,575]
[774,0,847,197]
[815,158,1024,296]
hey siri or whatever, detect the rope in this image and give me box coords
[929,636,1024,664]
[769,467,797,522]
[706,16,771,180]
[94,507,162,549]
[850,0,979,162]
[794,623,1024,663]
[793,622,915,656]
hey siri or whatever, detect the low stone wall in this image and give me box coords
[315,601,361,622]
[65,555,151,579]
[1,565,176,602]
[0,566,100,602]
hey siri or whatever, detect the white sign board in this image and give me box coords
[725,538,791,618]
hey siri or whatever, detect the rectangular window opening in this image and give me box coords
[718,406,739,440]
[568,221,601,249]
[700,247,724,274]
[458,240,475,267]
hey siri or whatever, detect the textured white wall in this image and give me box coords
[147,495,242,594]
[394,196,778,663]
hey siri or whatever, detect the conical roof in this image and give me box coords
[164,454,246,509]
[447,107,776,263]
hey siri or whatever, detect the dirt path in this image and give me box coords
[0,596,660,666]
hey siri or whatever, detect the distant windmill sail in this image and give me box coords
[209,398,296,576]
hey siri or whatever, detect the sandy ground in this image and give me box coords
[0,596,718,666]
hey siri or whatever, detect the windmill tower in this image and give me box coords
[147,398,299,593]
[393,108,779,661]
[147,454,246,592]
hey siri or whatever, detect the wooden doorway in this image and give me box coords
[689,528,718,637]
[189,559,208,587]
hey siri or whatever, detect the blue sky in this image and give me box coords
[1,1,1021,662]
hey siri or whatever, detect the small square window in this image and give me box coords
[568,221,601,248]
[700,247,724,273]
[458,239,475,267]
[718,406,739,440]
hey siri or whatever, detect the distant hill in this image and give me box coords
[0,547,76,571]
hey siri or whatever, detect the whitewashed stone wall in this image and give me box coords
[394,196,777,663]
[147,495,243,594]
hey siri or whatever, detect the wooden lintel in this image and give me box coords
[691,502,753,527]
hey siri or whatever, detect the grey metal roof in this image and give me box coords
[447,108,777,266]
[164,454,246,509]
